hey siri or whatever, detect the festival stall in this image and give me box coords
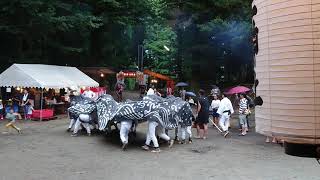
[0,64,99,120]
[143,69,174,95]
[80,87,106,97]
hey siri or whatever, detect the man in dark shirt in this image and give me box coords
[12,92,21,113]
[196,89,210,139]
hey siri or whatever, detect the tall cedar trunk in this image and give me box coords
[89,5,104,65]
[90,27,103,65]
[17,36,23,59]
[176,28,183,81]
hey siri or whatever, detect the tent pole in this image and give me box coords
[40,88,43,121]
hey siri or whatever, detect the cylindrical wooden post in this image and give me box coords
[252,0,320,144]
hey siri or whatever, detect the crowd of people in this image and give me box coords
[186,88,280,144]
[1,87,78,134]
[184,89,252,139]
[2,84,279,151]
[66,84,258,153]
[132,85,253,139]
[0,89,33,133]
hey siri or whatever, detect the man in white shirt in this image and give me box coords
[119,119,133,150]
[146,86,155,95]
[82,90,96,100]
[217,93,234,137]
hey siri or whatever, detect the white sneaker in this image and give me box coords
[122,143,128,150]
[151,148,161,153]
[168,140,174,148]
[142,145,149,151]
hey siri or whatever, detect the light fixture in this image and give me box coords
[100,73,104,77]
[164,45,170,51]
[151,79,158,84]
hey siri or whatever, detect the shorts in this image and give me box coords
[239,114,247,127]
[196,113,209,125]
[211,109,219,118]
[193,122,204,129]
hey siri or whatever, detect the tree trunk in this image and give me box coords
[89,5,104,65]
[176,28,183,81]
[90,27,103,65]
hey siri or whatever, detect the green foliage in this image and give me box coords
[0,0,102,33]
[143,23,177,75]
[0,0,254,86]
[167,0,251,21]
[163,0,253,85]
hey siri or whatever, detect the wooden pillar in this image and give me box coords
[253,0,320,144]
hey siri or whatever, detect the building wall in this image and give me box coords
[252,0,320,144]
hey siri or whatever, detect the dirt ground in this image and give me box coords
[0,118,319,180]
[0,92,319,180]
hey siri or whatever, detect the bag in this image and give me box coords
[244,109,251,115]
[246,97,254,108]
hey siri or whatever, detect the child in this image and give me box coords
[5,108,22,134]
[27,103,34,119]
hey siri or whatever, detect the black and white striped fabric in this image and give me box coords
[96,94,166,130]
[68,96,82,119]
[68,96,96,116]
[143,95,193,127]
[95,94,194,131]
[239,98,248,114]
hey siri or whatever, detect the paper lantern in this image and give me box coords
[253,0,320,145]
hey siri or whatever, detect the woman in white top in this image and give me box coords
[21,89,31,120]
[188,96,195,105]
[210,95,221,125]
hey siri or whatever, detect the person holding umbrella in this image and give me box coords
[187,96,196,106]
[180,88,186,100]
[238,94,248,136]
[175,82,188,100]
[185,91,196,105]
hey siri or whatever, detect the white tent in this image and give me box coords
[0,64,99,89]
[0,64,99,120]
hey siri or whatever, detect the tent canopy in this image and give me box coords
[143,69,173,81]
[0,64,99,89]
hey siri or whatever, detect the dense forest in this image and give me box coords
[0,0,254,89]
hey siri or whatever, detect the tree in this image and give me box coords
[143,23,177,75]
[0,0,102,69]
[0,0,254,87]
[199,18,253,83]
[164,0,253,86]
